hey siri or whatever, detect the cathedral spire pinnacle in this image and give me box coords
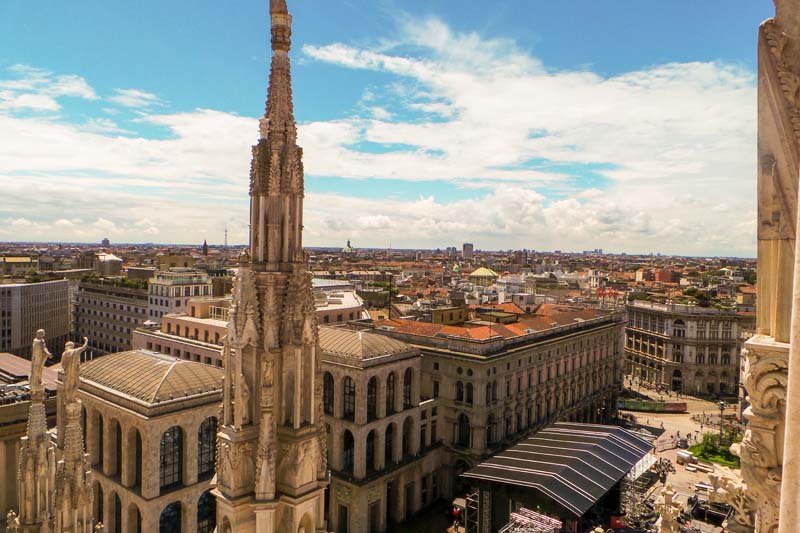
[270,0,291,52]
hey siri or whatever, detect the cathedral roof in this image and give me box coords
[318,326,414,361]
[80,350,222,405]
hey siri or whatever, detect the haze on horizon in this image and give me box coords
[0,0,772,257]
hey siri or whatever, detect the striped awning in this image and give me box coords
[461,422,653,517]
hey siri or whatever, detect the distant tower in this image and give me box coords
[462,242,474,260]
[101,237,110,247]
[202,239,209,256]
[214,1,327,532]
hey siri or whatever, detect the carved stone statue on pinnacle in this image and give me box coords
[61,337,88,404]
[30,329,51,398]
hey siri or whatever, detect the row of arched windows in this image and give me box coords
[340,417,415,475]
[323,368,414,421]
[158,417,218,490]
[92,485,215,533]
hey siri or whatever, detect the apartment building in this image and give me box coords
[147,269,212,322]
[75,279,148,355]
[0,280,70,357]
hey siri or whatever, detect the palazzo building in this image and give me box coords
[77,350,222,533]
[319,326,445,533]
[624,300,740,396]
[375,303,624,489]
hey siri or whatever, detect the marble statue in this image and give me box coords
[61,337,88,404]
[30,329,51,397]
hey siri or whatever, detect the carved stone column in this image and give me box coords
[713,337,786,533]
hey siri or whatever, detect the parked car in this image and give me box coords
[677,438,689,449]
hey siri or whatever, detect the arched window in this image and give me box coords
[385,423,395,464]
[486,415,497,447]
[709,354,718,365]
[403,368,413,409]
[114,492,122,533]
[128,504,142,533]
[673,352,683,363]
[492,381,498,401]
[386,372,396,415]
[94,483,104,525]
[343,377,355,420]
[197,491,216,533]
[457,414,470,447]
[197,417,217,479]
[402,417,413,457]
[159,426,183,490]
[159,502,181,533]
[456,381,464,402]
[342,430,355,473]
[466,383,474,405]
[323,372,334,416]
[366,430,376,474]
[721,353,731,365]
[367,377,378,422]
[486,383,492,405]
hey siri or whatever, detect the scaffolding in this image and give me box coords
[620,452,658,527]
[464,490,479,533]
[498,508,562,533]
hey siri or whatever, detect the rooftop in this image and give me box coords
[0,352,61,392]
[80,350,222,405]
[469,267,499,278]
[462,423,652,517]
[318,326,414,361]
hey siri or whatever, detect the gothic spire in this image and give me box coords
[250,0,304,265]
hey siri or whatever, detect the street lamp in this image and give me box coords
[718,400,726,446]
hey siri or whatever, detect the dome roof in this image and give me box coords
[469,267,499,278]
[318,326,413,361]
[80,350,222,404]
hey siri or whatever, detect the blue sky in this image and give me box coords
[0,1,773,254]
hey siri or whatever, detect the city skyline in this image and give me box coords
[0,0,772,256]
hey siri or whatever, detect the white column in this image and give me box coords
[779,183,800,531]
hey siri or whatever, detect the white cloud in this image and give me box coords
[108,88,161,108]
[0,65,96,111]
[0,16,758,255]
[0,92,60,111]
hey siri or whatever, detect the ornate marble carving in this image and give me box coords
[214,2,327,530]
[10,333,96,532]
[29,329,51,400]
[61,338,88,404]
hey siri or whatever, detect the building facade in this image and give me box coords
[147,270,212,323]
[320,327,445,533]
[375,304,625,490]
[75,280,148,355]
[0,280,70,357]
[624,300,740,395]
[132,297,228,367]
[78,350,222,533]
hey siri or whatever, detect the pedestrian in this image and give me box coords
[660,421,664,430]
